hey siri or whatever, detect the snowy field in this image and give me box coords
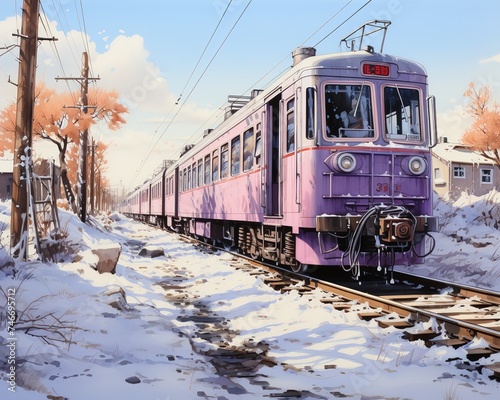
[0,191,499,399]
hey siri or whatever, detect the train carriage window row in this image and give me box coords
[179,123,262,192]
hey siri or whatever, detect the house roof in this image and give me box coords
[432,142,495,165]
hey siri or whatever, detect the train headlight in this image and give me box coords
[408,156,426,176]
[337,153,357,173]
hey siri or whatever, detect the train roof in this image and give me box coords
[293,48,428,79]
[126,47,429,198]
[179,48,429,156]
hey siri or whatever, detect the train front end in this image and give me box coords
[293,39,438,276]
[314,147,438,275]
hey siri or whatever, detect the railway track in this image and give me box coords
[180,234,500,380]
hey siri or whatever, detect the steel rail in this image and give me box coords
[186,235,500,351]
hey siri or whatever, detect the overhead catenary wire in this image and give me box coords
[130,0,254,186]
[313,0,372,48]
[131,0,236,184]
[38,0,94,104]
[130,0,374,189]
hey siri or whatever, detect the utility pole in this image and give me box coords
[56,52,99,222]
[78,51,90,223]
[90,138,96,215]
[10,0,40,259]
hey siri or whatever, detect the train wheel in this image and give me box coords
[291,263,308,274]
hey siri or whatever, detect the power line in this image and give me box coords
[130,0,254,187]
[170,0,366,156]
[39,2,79,103]
[313,0,372,48]
[176,0,234,106]
[129,0,373,188]
[140,0,235,167]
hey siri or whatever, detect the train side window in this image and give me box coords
[221,144,229,179]
[197,159,203,187]
[231,136,241,176]
[306,87,315,139]
[204,154,211,185]
[212,149,219,182]
[192,163,197,188]
[254,127,262,166]
[286,99,295,152]
[243,128,254,172]
[182,168,187,191]
[187,166,192,189]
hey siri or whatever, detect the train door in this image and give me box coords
[265,93,282,217]
[174,166,179,218]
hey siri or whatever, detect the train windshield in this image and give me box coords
[384,86,422,141]
[324,84,374,139]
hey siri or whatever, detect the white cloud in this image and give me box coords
[0,15,218,189]
[436,104,471,143]
[480,53,500,63]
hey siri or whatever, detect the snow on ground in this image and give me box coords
[0,191,499,399]
[400,190,500,291]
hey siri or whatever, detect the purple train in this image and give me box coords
[120,21,438,278]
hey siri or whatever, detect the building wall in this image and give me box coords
[0,173,12,201]
[432,157,449,199]
[448,162,497,199]
[432,156,498,200]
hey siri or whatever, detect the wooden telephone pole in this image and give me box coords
[10,0,40,259]
[56,52,99,222]
[78,51,90,223]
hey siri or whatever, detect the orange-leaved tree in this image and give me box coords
[0,82,127,211]
[462,82,500,169]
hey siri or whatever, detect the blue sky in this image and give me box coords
[1,0,500,188]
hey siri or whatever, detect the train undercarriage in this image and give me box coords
[152,206,437,279]
[126,203,437,280]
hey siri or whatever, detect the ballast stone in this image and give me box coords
[138,246,165,258]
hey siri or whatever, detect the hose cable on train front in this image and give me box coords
[411,232,436,258]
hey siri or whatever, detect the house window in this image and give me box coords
[453,166,465,179]
[481,168,492,184]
